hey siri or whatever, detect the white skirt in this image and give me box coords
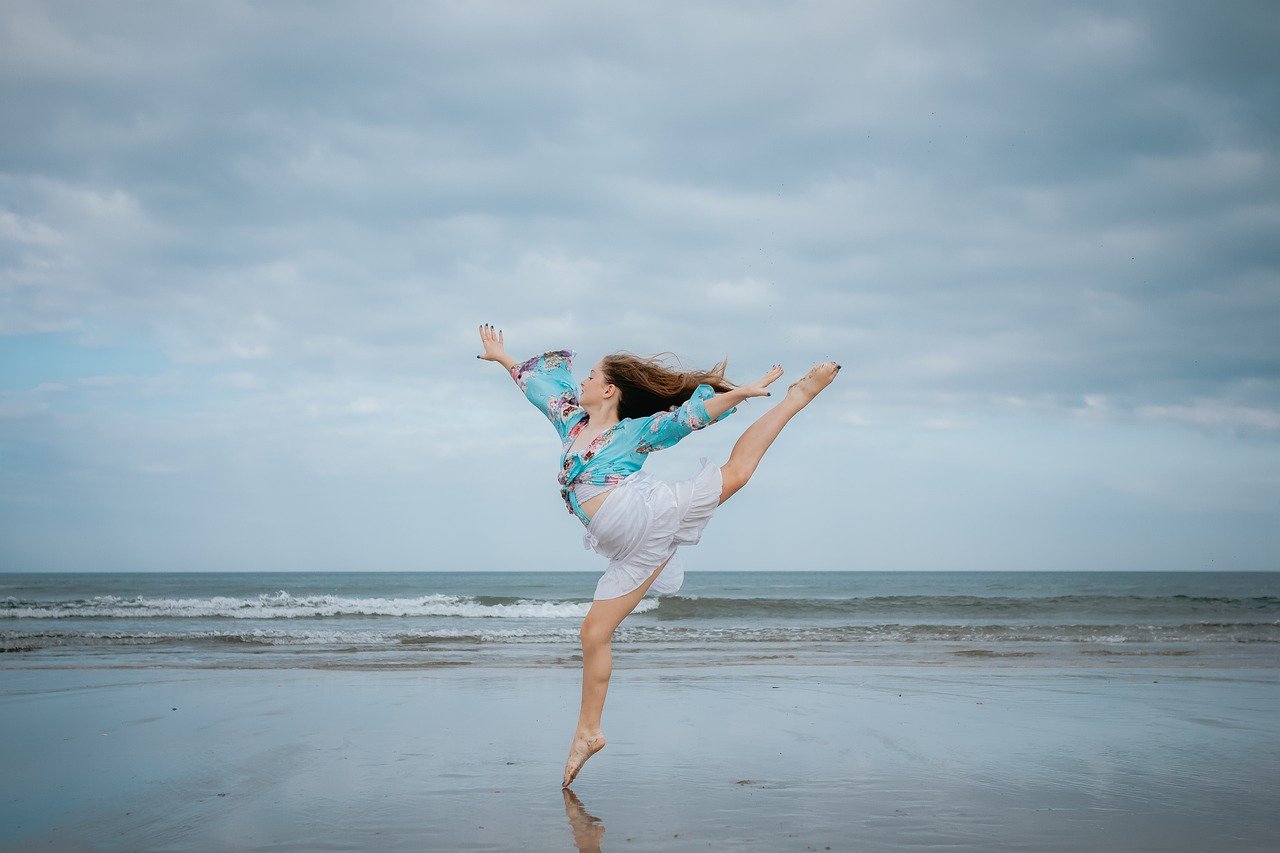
[582,458,724,601]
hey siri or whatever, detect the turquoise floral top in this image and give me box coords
[511,350,736,525]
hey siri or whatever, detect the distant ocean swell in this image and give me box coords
[646,594,1280,620]
[5,621,1277,653]
[3,592,1276,621]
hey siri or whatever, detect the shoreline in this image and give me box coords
[6,569,1279,574]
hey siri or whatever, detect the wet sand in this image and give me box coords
[2,662,1278,850]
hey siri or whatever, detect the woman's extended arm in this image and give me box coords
[703,364,784,420]
[635,364,785,454]
[481,326,584,439]
[477,324,518,372]
[702,387,753,421]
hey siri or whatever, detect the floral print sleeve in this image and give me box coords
[634,383,735,454]
[511,350,584,441]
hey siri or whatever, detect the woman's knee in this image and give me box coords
[580,617,613,650]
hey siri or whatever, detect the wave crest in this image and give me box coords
[0,591,658,620]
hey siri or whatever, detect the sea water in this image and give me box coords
[2,571,1277,670]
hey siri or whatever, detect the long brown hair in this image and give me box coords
[601,352,735,420]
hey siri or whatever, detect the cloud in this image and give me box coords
[707,277,773,308]
[215,372,266,391]
[919,418,967,431]
[0,395,48,419]
[1,0,1277,570]
[1139,401,1280,433]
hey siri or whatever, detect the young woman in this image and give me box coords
[477,324,839,787]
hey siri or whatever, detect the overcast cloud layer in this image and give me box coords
[1,1,1277,572]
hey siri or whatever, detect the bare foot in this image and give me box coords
[562,731,606,788]
[785,362,840,404]
[739,364,784,398]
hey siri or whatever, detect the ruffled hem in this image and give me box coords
[591,458,723,601]
[669,455,724,547]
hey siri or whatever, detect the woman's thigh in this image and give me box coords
[584,556,673,635]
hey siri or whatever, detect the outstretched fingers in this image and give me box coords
[740,364,784,398]
[758,364,784,387]
[477,323,506,360]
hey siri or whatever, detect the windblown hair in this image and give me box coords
[602,352,735,421]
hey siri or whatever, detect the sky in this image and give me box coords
[1,1,1277,572]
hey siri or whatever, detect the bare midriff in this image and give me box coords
[567,425,619,524]
[577,488,615,524]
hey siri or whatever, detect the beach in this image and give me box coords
[3,571,1279,850]
[2,662,1278,850]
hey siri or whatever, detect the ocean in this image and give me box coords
[4,571,1277,671]
[5,571,1280,850]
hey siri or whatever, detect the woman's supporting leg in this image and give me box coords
[564,556,672,787]
[720,362,839,504]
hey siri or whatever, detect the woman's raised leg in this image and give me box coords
[720,362,839,504]
[564,556,672,788]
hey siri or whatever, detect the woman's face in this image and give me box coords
[580,360,615,408]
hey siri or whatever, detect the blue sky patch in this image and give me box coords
[0,333,170,390]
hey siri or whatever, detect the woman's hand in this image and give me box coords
[477,323,508,361]
[738,364,784,398]
[703,365,783,420]
[477,324,518,371]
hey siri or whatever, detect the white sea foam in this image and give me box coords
[3,625,587,648]
[4,619,1277,655]
[0,592,659,620]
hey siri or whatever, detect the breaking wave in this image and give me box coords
[0,592,657,620]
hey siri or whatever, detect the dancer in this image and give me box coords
[477,324,839,787]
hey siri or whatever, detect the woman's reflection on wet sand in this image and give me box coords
[562,788,606,852]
